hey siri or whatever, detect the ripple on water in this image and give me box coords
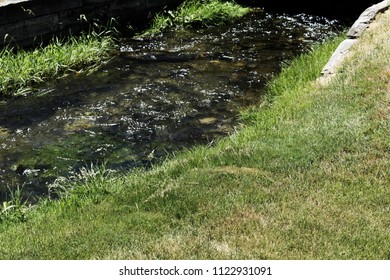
[0,9,344,200]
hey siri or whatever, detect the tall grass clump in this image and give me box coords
[140,0,252,37]
[0,29,116,96]
[0,187,32,223]
[48,163,121,205]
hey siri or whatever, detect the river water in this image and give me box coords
[0,10,343,200]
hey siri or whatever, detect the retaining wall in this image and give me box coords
[0,0,182,47]
[0,0,384,48]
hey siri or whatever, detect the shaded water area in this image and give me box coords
[0,10,344,201]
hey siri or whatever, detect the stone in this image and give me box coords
[321,38,357,76]
[319,0,390,83]
[347,0,390,38]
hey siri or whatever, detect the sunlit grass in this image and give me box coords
[139,0,252,37]
[0,9,389,260]
[0,31,115,96]
[0,186,32,223]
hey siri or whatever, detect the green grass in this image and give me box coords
[0,186,31,224]
[0,30,116,96]
[139,0,252,37]
[0,1,250,96]
[0,10,389,259]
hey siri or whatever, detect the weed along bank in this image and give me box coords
[0,0,182,47]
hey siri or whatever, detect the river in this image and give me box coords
[0,9,344,201]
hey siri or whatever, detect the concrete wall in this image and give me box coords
[1,0,383,48]
[0,0,182,47]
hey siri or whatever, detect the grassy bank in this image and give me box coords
[139,0,252,37]
[1,8,389,259]
[0,31,115,96]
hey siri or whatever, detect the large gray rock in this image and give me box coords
[321,39,357,76]
[319,0,390,83]
[347,0,390,38]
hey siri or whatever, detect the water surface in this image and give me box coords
[0,10,343,200]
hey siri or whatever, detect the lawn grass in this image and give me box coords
[0,30,116,96]
[0,9,389,259]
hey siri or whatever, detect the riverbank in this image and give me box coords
[1,7,389,260]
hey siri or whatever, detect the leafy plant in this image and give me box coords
[0,186,32,223]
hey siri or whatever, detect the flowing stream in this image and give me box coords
[0,9,344,200]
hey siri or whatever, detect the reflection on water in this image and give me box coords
[0,10,343,200]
